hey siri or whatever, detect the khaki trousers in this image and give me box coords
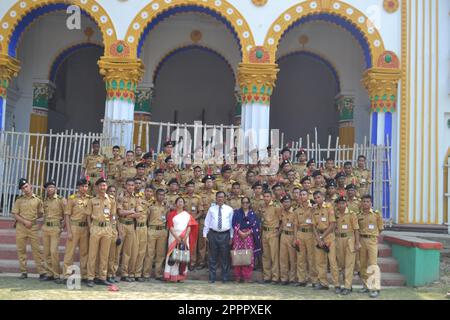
[42,225,61,278]
[63,225,89,279]
[360,236,378,287]
[119,223,137,277]
[315,234,339,287]
[133,226,148,277]
[16,223,45,274]
[296,231,318,284]
[262,230,280,282]
[87,226,112,281]
[336,236,356,289]
[279,233,296,282]
[107,228,121,278]
[143,228,168,278]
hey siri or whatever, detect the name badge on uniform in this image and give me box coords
[216,169,221,174]
[361,179,366,183]
[342,224,348,230]
[321,217,327,222]
[96,163,102,168]
[104,208,110,214]
[192,206,196,211]
[286,223,292,228]
[161,215,166,222]
[368,224,375,230]
[306,219,312,224]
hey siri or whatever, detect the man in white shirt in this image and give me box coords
[203,191,234,283]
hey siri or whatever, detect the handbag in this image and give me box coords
[230,247,252,267]
[170,242,190,264]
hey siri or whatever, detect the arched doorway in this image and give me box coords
[49,45,106,133]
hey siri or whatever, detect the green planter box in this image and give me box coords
[384,235,443,287]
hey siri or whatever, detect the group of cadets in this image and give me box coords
[11,140,383,297]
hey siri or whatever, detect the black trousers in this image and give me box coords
[207,230,231,282]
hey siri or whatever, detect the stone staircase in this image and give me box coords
[0,217,406,286]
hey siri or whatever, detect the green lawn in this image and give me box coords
[0,276,448,300]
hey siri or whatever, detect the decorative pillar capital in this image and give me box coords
[237,62,279,105]
[362,68,401,113]
[0,53,20,98]
[98,56,145,103]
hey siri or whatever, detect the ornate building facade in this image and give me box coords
[0,0,448,226]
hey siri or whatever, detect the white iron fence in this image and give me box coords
[0,130,113,216]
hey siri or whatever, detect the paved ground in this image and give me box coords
[0,274,448,300]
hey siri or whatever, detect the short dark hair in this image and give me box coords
[112,145,120,150]
[107,185,116,192]
[125,178,135,184]
[232,182,240,188]
[358,155,366,161]
[361,194,372,201]
[156,188,165,194]
[263,190,272,196]
[92,140,100,145]
[313,191,323,197]
[126,150,134,155]
[216,191,226,198]
[326,157,334,162]
[299,189,308,194]
[293,187,301,192]
[145,184,154,190]
[344,161,352,167]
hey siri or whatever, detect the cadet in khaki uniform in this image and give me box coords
[293,149,308,180]
[250,182,265,219]
[86,178,115,287]
[135,162,149,187]
[192,166,204,193]
[166,178,181,210]
[134,146,144,163]
[335,196,360,295]
[311,170,326,194]
[346,184,361,213]
[301,176,315,201]
[294,189,317,287]
[63,178,90,282]
[106,185,122,283]
[279,195,297,285]
[118,151,137,189]
[163,156,180,183]
[150,169,167,191]
[227,182,243,210]
[325,180,339,205]
[82,140,108,195]
[117,178,142,281]
[358,195,383,298]
[179,163,194,188]
[42,180,66,283]
[354,155,372,196]
[142,152,156,177]
[343,162,360,189]
[271,183,284,208]
[241,170,258,198]
[183,180,203,269]
[143,188,169,280]
[197,175,217,269]
[312,191,340,292]
[215,165,235,196]
[156,141,174,169]
[260,190,281,283]
[108,146,124,189]
[133,185,150,282]
[12,178,47,280]
[323,158,339,181]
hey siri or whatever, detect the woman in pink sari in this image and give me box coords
[164,197,199,282]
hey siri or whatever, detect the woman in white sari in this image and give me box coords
[164,197,199,282]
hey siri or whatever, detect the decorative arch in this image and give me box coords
[0,0,117,58]
[276,50,341,92]
[152,44,236,84]
[264,0,386,68]
[48,42,103,82]
[125,0,255,62]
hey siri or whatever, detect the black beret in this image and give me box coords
[271,183,282,190]
[326,180,337,188]
[164,141,175,147]
[142,152,153,160]
[202,175,215,183]
[135,162,146,169]
[296,149,306,157]
[312,170,322,178]
[252,181,262,189]
[154,169,164,175]
[168,178,179,185]
[307,159,316,166]
[44,179,56,188]
[345,184,357,190]
[281,147,291,154]
[301,176,311,184]
[18,178,28,190]
[95,178,107,186]
[76,178,88,186]
[335,172,346,180]
[281,195,291,202]
[221,165,232,173]
[185,180,195,187]
[165,156,173,163]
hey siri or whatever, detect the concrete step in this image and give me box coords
[377,243,392,257]
[0,229,68,245]
[0,244,69,260]
[377,257,399,273]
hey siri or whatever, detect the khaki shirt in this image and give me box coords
[284,180,301,196]
[294,202,314,229]
[150,179,167,191]
[179,169,194,186]
[354,168,372,186]
[144,160,157,177]
[312,203,336,233]
[108,156,123,179]
[65,193,91,221]
[183,193,203,218]
[241,183,253,198]
[156,152,170,169]
[227,195,243,210]
[214,178,234,195]
[163,169,180,184]
[87,194,116,223]
[344,174,360,188]
[293,163,307,180]
[347,197,361,214]
[148,202,168,227]
[260,203,281,229]
[166,192,180,209]
[358,209,384,236]
[118,162,137,184]
[199,189,217,213]
[251,195,265,218]
[11,194,44,221]
[280,208,297,232]
[335,208,359,234]
[83,153,107,177]
[323,167,339,180]
[43,195,65,222]
[117,193,143,223]
[231,167,248,184]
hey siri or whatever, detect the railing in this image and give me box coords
[0,130,112,216]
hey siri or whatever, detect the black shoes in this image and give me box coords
[296,282,308,287]
[121,276,133,282]
[54,278,64,285]
[19,273,28,279]
[369,290,380,298]
[359,287,369,294]
[107,277,116,283]
[39,274,49,281]
[263,279,272,284]
[341,288,351,295]
[87,280,95,287]
[137,277,146,282]
[314,283,329,290]
[335,287,342,294]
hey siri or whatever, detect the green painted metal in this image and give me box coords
[391,244,440,287]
